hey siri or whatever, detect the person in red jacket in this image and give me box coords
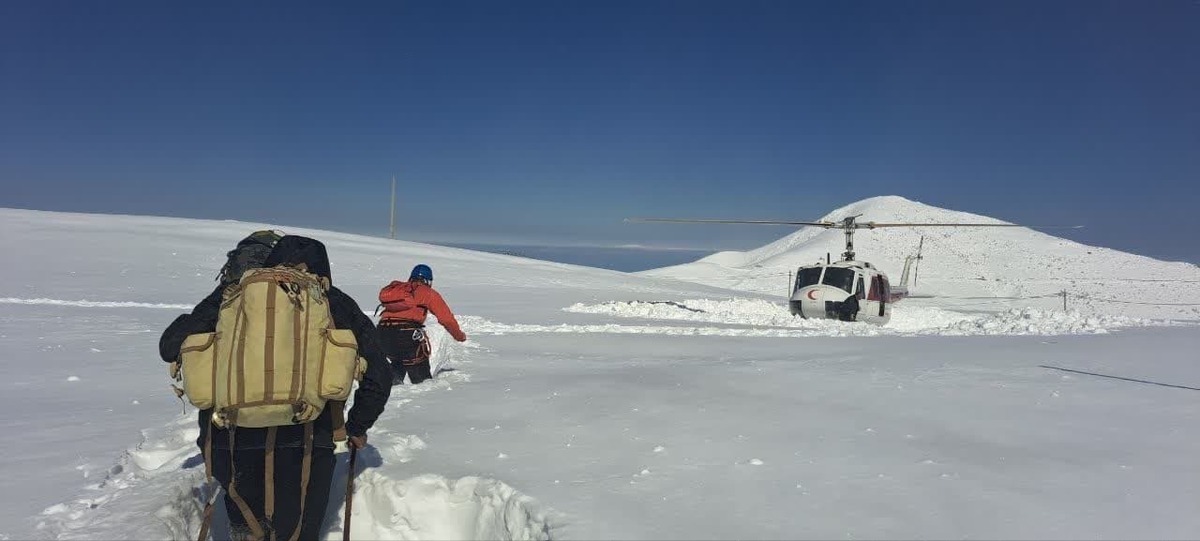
[377,264,467,385]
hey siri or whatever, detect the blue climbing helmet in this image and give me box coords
[410,264,433,283]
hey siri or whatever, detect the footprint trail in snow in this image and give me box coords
[36,327,554,541]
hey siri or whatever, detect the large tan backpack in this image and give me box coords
[175,265,364,429]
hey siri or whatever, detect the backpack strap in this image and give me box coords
[411,283,430,317]
[288,422,316,541]
[226,426,265,541]
[196,418,217,541]
[264,427,278,541]
[196,496,215,541]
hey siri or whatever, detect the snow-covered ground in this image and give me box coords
[2,205,1198,540]
[641,196,1200,321]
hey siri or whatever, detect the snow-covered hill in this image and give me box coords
[641,196,1200,320]
[2,207,1199,540]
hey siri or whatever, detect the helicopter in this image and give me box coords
[629,215,1078,325]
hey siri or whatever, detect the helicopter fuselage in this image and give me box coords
[789,260,896,325]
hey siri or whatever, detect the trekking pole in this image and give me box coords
[343,446,358,541]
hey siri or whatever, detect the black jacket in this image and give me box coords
[159,236,391,449]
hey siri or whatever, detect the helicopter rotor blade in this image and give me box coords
[626,218,836,227]
[627,218,1084,230]
[863,222,1084,229]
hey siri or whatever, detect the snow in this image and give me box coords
[563,298,1170,336]
[1,203,1199,540]
[641,196,1200,321]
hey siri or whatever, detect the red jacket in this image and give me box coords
[379,281,467,341]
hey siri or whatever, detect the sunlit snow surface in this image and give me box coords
[562,298,1169,336]
[2,206,1199,540]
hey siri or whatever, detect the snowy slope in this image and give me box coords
[641,196,1200,320]
[2,207,1199,540]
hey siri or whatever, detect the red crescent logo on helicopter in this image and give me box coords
[806,289,819,300]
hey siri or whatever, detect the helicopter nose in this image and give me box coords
[790,287,828,318]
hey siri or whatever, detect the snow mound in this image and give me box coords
[931,308,1160,336]
[641,196,1200,320]
[564,298,795,327]
[557,298,1168,336]
[36,415,210,541]
[350,473,552,541]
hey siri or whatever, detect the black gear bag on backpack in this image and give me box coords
[216,230,283,287]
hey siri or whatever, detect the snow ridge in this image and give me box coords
[0,298,195,310]
[552,299,1173,336]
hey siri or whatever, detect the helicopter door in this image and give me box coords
[869,275,886,317]
[878,278,886,317]
[880,276,891,315]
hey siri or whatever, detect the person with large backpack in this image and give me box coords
[161,230,283,452]
[160,235,392,541]
[377,264,467,385]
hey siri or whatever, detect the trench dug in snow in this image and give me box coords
[39,424,552,541]
[36,332,552,541]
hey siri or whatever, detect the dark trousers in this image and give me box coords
[378,324,432,384]
[211,446,335,541]
[395,359,433,384]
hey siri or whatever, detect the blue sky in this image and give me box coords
[2,1,1197,261]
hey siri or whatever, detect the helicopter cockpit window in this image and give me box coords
[821,267,856,293]
[795,267,823,289]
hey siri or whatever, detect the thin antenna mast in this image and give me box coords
[389,175,396,239]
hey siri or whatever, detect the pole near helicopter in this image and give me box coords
[628,215,1082,325]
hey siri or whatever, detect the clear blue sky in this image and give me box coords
[2,1,1197,261]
